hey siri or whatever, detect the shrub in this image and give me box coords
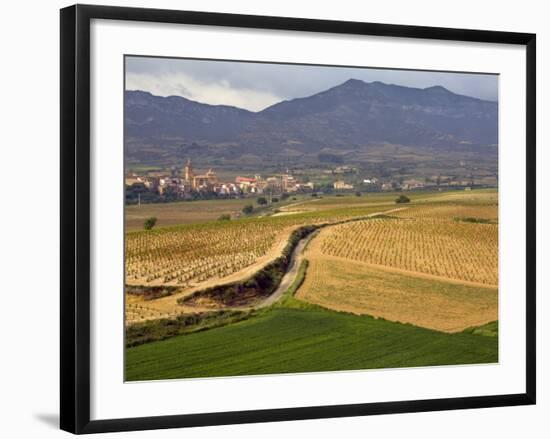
[453,216,493,224]
[242,204,254,214]
[125,310,250,347]
[143,217,157,230]
[126,284,178,301]
[218,214,231,221]
[395,195,410,204]
[257,197,268,205]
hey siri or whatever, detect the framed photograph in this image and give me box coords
[60,4,536,434]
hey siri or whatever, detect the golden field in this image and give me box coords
[295,254,497,332]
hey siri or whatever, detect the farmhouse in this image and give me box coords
[334,180,354,190]
[363,177,378,184]
[402,179,425,190]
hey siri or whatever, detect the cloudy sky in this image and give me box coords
[126,56,498,112]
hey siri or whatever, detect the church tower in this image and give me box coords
[184,159,193,181]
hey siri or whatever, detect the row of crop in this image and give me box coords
[319,218,498,285]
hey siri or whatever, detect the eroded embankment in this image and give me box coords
[178,225,318,308]
[126,285,181,301]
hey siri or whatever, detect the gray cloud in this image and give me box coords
[126,56,498,111]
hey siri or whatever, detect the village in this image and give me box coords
[125,159,317,203]
[125,159,494,204]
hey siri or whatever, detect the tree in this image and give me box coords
[272,197,279,203]
[257,197,268,205]
[242,204,254,215]
[218,214,231,221]
[395,194,410,204]
[143,217,157,230]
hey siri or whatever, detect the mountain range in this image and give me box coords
[125,79,498,166]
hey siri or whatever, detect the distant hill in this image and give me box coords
[125,90,255,142]
[125,79,498,166]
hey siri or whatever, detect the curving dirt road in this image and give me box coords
[254,231,315,308]
[252,207,407,309]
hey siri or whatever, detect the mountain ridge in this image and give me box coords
[127,79,497,115]
[125,79,498,166]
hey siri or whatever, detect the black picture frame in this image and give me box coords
[60,4,536,434]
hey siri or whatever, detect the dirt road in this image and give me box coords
[255,231,314,308]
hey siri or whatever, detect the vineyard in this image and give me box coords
[317,217,498,285]
[125,204,393,288]
[126,220,284,286]
[392,203,498,221]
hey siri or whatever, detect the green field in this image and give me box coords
[125,189,495,230]
[125,306,498,381]
[125,198,260,230]
[125,194,313,230]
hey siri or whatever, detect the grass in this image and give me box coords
[125,309,253,347]
[125,306,498,381]
[125,194,313,230]
[277,259,309,307]
[125,188,496,230]
[463,321,498,337]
